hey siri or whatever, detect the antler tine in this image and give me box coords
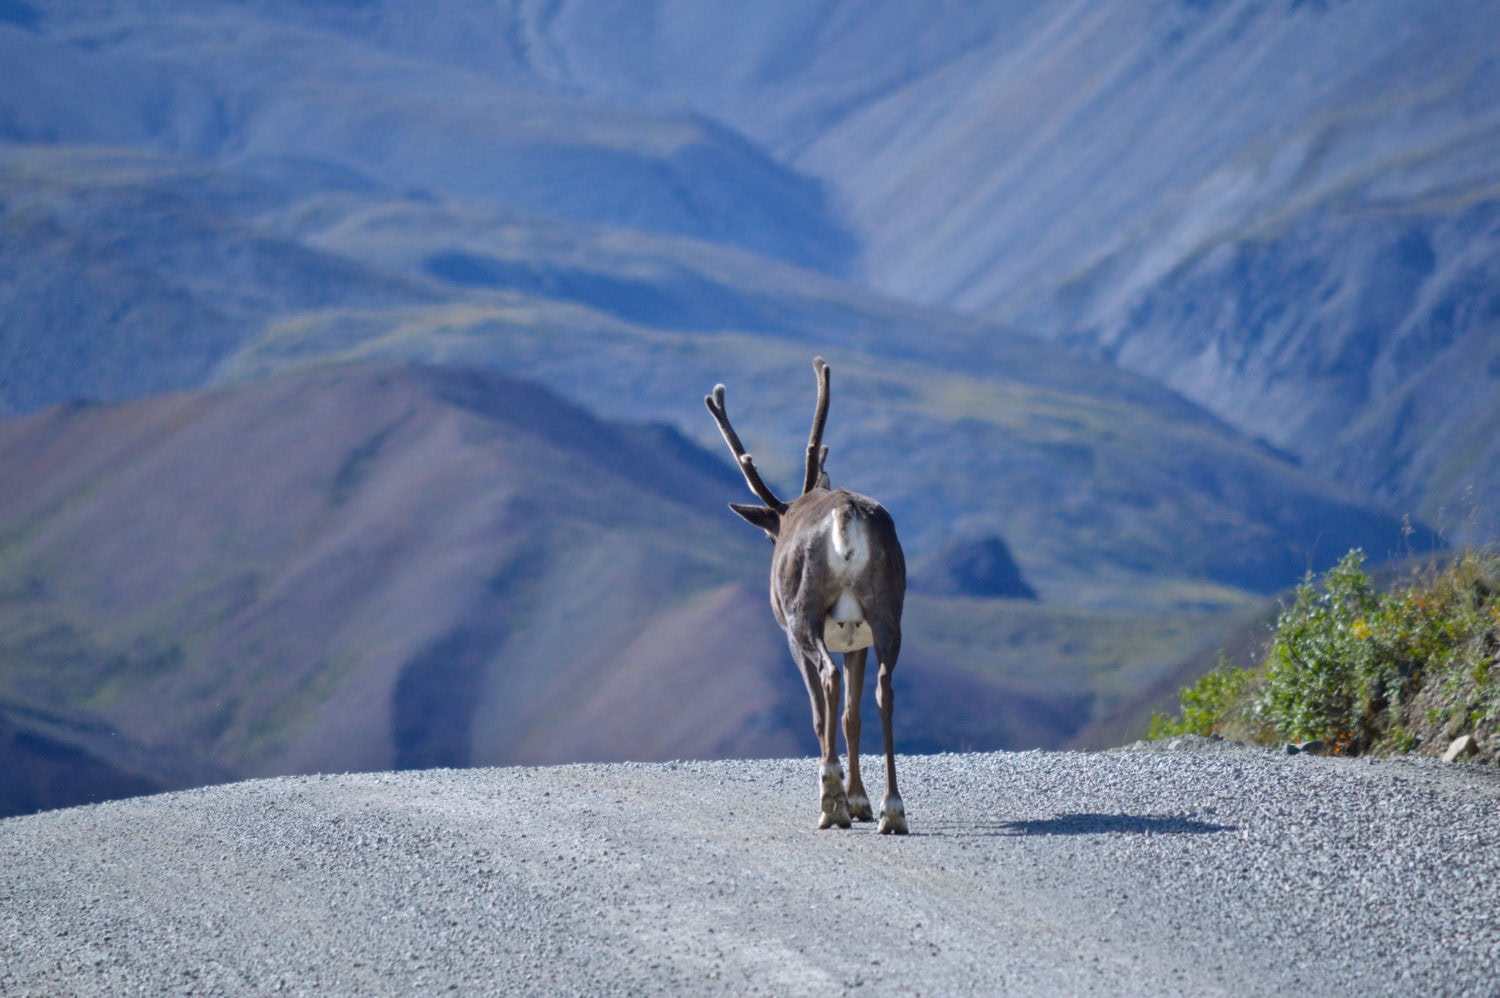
[802,357,832,495]
[705,384,786,511]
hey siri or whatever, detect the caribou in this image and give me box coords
[706,358,908,834]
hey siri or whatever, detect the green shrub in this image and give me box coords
[1150,547,1500,758]
[1147,654,1251,739]
[1256,550,1383,748]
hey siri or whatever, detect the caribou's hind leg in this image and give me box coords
[872,622,907,835]
[792,625,850,830]
[818,664,852,830]
[841,647,874,821]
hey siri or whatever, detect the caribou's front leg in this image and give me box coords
[794,625,850,830]
[841,648,874,821]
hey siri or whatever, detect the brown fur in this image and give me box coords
[706,359,909,833]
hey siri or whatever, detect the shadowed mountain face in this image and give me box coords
[546,0,1498,544]
[916,536,1039,601]
[0,704,197,818]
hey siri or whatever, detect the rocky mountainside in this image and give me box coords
[0,144,1423,606]
[0,1,856,274]
[4,0,1490,542]
[1,363,1205,816]
[4,137,1394,813]
[206,0,1493,540]
[1075,190,1500,543]
[1,0,1492,812]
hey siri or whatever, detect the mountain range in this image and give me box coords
[0,363,1205,814]
[1,0,1494,814]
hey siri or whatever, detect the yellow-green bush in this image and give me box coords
[1146,655,1251,740]
[1150,548,1500,757]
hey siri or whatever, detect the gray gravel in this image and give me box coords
[3,740,1499,995]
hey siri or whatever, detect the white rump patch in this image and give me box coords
[828,506,870,574]
[823,509,874,652]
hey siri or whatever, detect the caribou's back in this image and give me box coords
[770,488,904,652]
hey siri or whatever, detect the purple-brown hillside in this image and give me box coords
[0,364,803,802]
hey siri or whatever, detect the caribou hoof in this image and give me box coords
[846,792,874,822]
[819,763,852,829]
[877,798,908,835]
[818,804,852,830]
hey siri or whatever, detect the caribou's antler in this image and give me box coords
[802,357,831,495]
[705,384,787,512]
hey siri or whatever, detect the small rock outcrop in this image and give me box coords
[1442,734,1479,763]
[915,535,1039,600]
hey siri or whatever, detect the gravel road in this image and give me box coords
[3,739,1498,995]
